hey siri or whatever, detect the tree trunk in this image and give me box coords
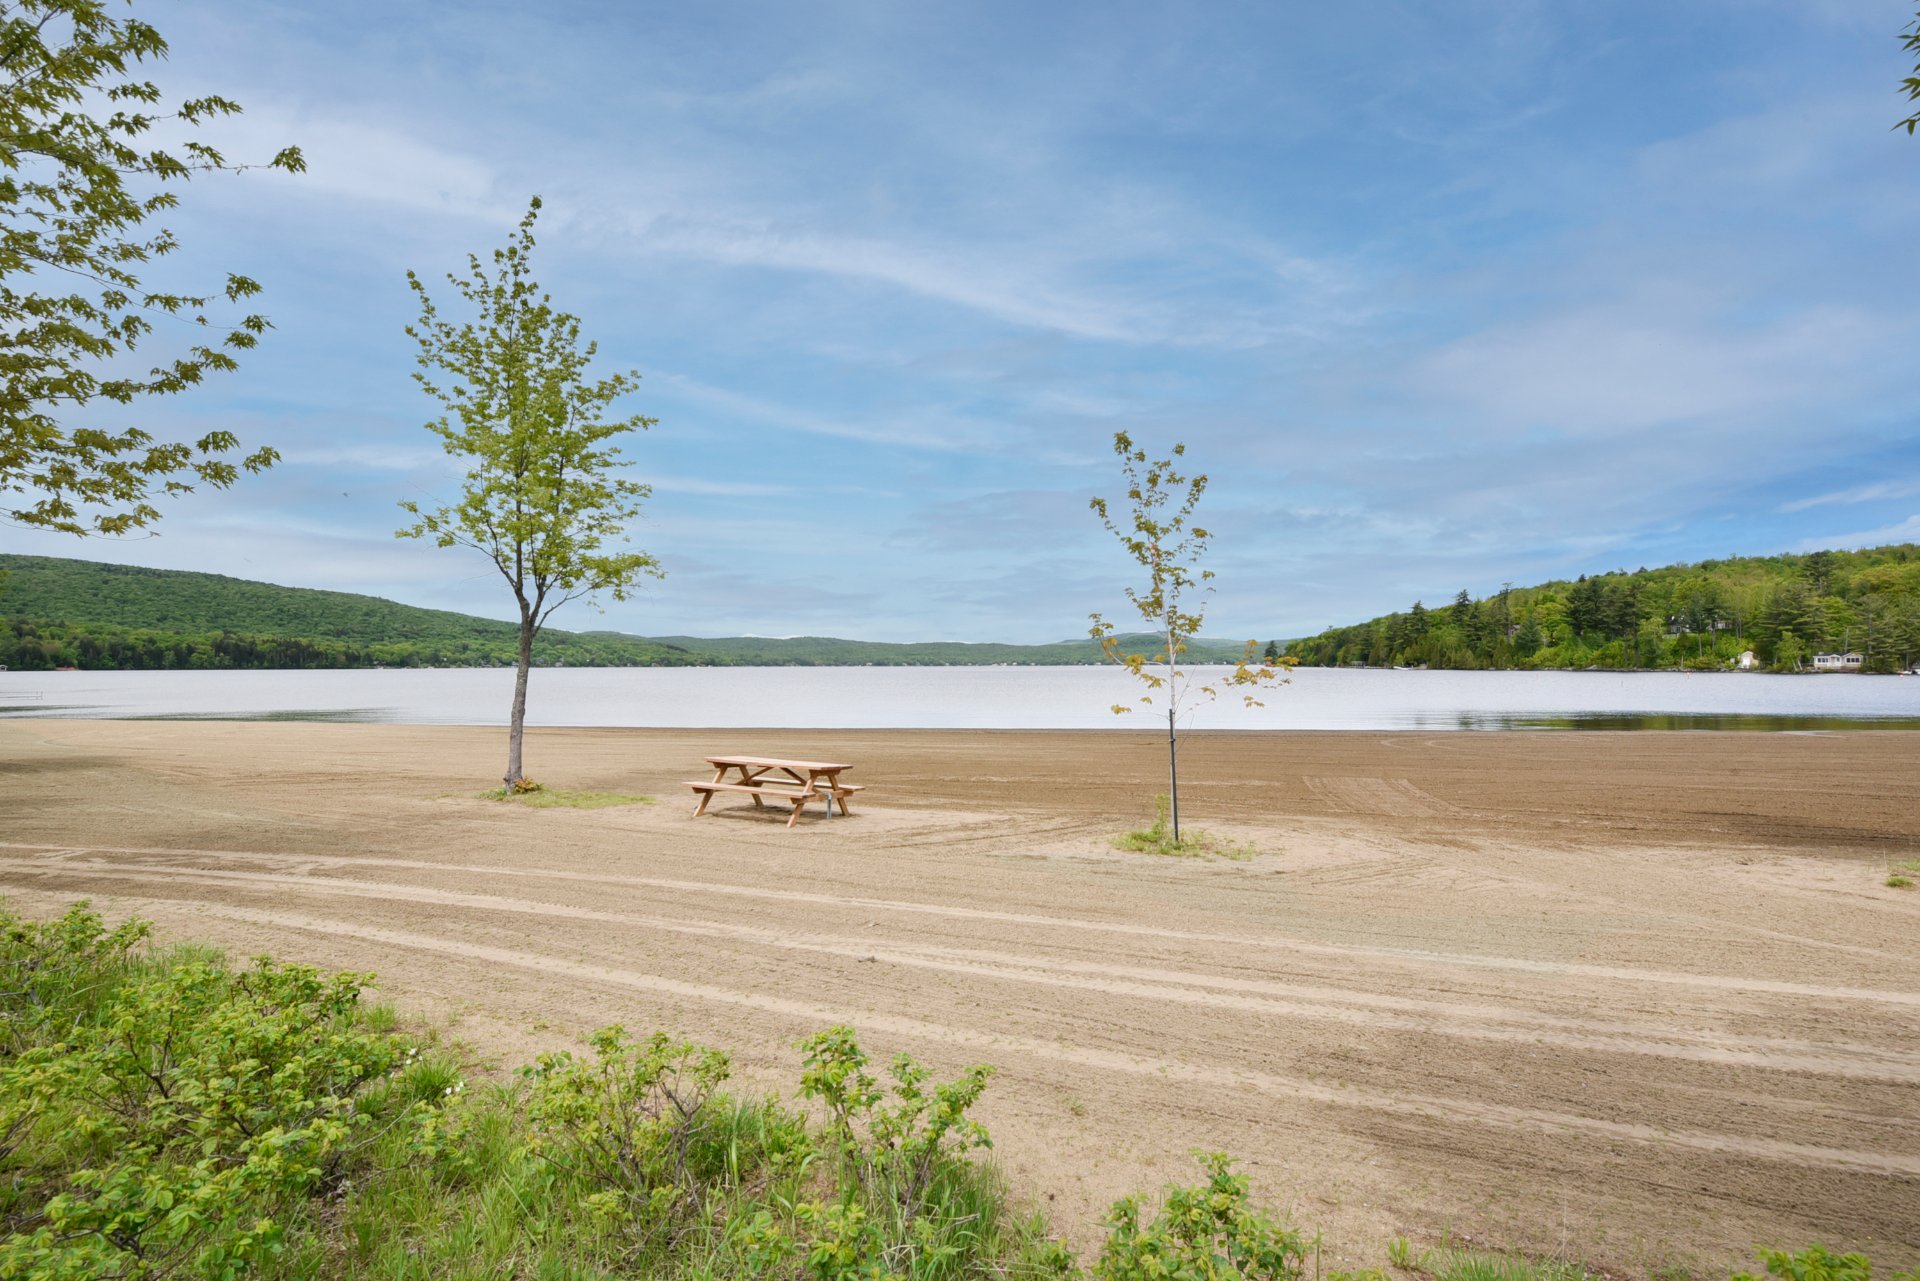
[1165,624,1180,844]
[506,612,532,788]
[1168,704,1180,844]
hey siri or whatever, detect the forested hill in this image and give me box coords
[1285,544,1920,673]
[0,555,688,670]
[0,555,1258,670]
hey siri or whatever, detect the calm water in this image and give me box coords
[3,666,1920,730]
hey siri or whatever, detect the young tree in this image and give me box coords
[0,0,303,535]
[399,197,658,789]
[1089,432,1289,843]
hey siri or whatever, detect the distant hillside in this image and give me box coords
[633,632,1257,666]
[1285,544,1920,673]
[0,555,690,670]
[0,555,1264,671]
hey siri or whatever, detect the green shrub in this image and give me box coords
[799,1025,993,1213]
[1093,1152,1305,1281]
[1732,1246,1899,1281]
[522,1026,736,1247]
[0,902,151,1051]
[0,904,414,1279]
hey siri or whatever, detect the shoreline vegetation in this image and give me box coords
[1284,545,1920,675]
[0,555,1253,672]
[3,900,1906,1281]
[5,546,1919,676]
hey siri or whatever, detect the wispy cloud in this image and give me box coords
[652,371,981,453]
[647,473,794,498]
[12,1,1910,642]
[198,103,514,225]
[1798,514,1920,552]
[1412,303,1885,435]
[1781,477,1920,513]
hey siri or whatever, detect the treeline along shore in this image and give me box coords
[0,555,1251,671]
[10,548,1919,675]
[1286,544,1920,674]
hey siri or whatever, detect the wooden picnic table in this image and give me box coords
[685,755,865,828]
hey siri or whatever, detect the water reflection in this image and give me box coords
[7,667,1920,730]
[124,709,387,723]
[1438,713,1920,732]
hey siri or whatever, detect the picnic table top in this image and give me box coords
[706,755,853,772]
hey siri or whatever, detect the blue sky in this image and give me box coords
[5,0,1919,641]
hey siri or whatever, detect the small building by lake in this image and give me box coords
[1811,652,1864,672]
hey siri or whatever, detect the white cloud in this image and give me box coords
[278,443,450,472]
[1780,477,1920,513]
[633,219,1189,345]
[653,372,975,452]
[197,102,513,224]
[1413,304,1883,434]
[647,473,793,497]
[1798,513,1920,552]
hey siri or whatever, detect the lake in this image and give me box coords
[3,665,1920,730]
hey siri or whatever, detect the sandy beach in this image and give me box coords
[2,719,1916,1272]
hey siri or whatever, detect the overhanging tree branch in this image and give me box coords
[0,0,303,535]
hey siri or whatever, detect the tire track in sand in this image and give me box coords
[6,854,1919,1083]
[5,841,1914,1009]
[71,894,1920,1181]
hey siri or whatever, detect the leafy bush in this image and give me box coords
[0,902,414,1279]
[798,1025,993,1211]
[0,902,151,1051]
[522,1026,735,1245]
[1093,1152,1305,1281]
[1730,1245,1919,1281]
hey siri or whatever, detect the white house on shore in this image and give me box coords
[1811,652,1864,672]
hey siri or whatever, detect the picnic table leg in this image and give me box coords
[692,789,713,817]
[786,793,808,828]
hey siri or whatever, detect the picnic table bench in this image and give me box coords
[686,756,865,828]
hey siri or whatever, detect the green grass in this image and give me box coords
[1426,1249,1602,1281]
[1379,1239,1605,1281]
[479,784,655,809]
[1113,794,1257,860]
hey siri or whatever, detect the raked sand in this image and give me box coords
[2,720,1917,1272]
